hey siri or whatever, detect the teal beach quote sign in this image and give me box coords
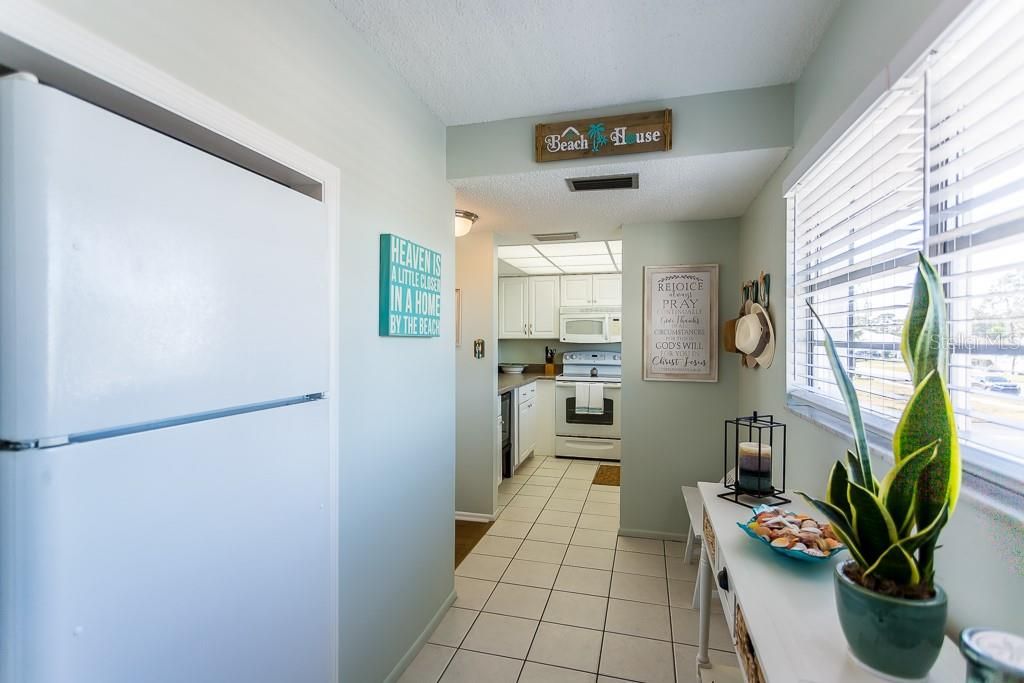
[379,233,441,337]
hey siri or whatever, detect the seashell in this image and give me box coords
[803,548,826,557]
[770,537,792,548]
[799,526,822,536]
[790,542,807,551]
[824,538,843,550]
[800,520,819,529]
[815,538,830,552]
[756,527,772,539]
[798,532,820,545]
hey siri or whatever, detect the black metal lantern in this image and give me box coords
[718,411,789,508]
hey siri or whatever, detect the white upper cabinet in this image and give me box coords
[560,274,621,307]
[593,274,622,306]
[528,276,560,338]
[498,277,529,338]
[500,276,559,339]
[560,275,594,307]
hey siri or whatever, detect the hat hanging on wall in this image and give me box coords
[734,303,775,368]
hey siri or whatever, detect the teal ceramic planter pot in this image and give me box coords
[833,560,947,681]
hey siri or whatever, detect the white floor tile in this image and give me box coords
[544,498,585,513]
[509,475,531,485]
[614,550,666,578]
[605,598,672,641]
[563,545,615,571]
[454,576,496,610]
[666,556,699,581]
[599,632,675,683]
[673,643,739,683]
[581,501,620,517]
[527,622,603,673]
[519,484,555,498]
[586,490,620,504]
[472,535,522,559]
[499,506,541,523]
[515,540,568,565]
[528,475,563,488]
[497,493,513,506]
[461,612,538,659]
[667,579,697,608]
[509,494,549,510]
[571,528,619,549]
[609,572,669,606]
[519,661,597,683]
[439,649,522,683]
[554,566,612,597]
[455,553,512,581]
[428,607,478,647]
[527,523,574,544]
[615,536,664,555]
[558,477,592,490]
[487,520,533,539]
[664,541,684,557]
[542,590,608,630]
[502,559,560,589]
[497,482,522,495]
[670,607,733,651]
[563,468,599,481]
[537,509,580,527]
[483,583,551,620]
[578,514,619,532]
[591,484,620,492]
[551,487,589,501]
[398,643,455,683]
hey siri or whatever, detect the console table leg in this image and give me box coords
[696,544,712,669]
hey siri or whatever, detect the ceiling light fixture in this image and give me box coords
[454,209,478,237]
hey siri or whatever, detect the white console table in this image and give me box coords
[694,482,965,683]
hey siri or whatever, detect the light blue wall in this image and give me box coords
[738,0,1024,634]
[620,220,740,538]
[32,1,458,679]
[447,85,793,179]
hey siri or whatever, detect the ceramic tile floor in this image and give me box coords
[401,455,737,683]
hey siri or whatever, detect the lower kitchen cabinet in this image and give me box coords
[516,382,537,465]
[533,380,554,456]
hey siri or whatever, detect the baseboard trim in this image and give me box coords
[383,588,457,683]
[455,511,495,522]
[618,527,688,543]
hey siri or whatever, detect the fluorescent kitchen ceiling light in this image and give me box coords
[559,265,617,273]
[536,241,608,257]
[497,245,541,259]
[548,255,614,267]
[503,257,551,268]
[608,241,622,254]
[613,254,622,267]
[520,266,562,274]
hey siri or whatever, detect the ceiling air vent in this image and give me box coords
[531,232,579,242]
[565,173,639,192]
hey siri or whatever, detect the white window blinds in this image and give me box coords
[788,0,1024,477]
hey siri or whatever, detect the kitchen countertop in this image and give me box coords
[498,371,556,395]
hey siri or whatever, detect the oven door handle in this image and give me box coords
[556,382,621,389]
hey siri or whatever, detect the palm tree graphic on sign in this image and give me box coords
[587,123,608,153]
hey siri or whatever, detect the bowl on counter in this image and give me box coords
[499,364,527,374]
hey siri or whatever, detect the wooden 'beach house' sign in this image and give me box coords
[643,264,719,382]
[379,233,441,337]
[535,109,672,163]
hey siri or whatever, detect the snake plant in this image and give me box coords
[800,253,961,591]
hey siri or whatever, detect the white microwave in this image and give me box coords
[560,308,622,343]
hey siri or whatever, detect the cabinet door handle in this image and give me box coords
[529,323,533,335]
[523,323,527,335]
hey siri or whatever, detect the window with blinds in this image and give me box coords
[787,0,1024,481]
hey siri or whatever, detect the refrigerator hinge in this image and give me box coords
[0,435,70,451]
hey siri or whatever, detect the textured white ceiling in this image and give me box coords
[331,0,839,125]
[453,148,790,242]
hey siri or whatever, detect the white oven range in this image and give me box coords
[555,350,621,462]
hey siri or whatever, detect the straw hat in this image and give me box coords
[734,303,775,368]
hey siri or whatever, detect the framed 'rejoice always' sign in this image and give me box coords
[643,264,719,382]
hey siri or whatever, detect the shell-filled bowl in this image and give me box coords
[737,504,846,563]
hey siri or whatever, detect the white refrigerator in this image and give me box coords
[0,78,333,682]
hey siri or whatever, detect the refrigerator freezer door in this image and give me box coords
[0,400,331,683]
[0,80,328,442]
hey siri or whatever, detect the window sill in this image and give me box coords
[785,392,1024,521]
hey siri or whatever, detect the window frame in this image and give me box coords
[783,0,1024,509]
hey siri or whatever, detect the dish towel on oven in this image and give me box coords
[588,382,604,415]
[574,383,591,414]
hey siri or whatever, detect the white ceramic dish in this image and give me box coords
[499,364,527,374]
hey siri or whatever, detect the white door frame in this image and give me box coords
[0,2,342,680]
